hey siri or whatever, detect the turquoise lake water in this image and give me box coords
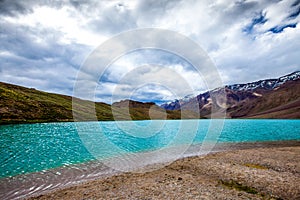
[1,119,300,179]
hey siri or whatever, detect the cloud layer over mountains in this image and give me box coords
[0,0,299,103]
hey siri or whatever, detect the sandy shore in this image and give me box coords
[28,141,300,200]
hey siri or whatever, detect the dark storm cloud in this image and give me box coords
[0,0,67,16]
[0,47,82,95]
[135,0,182,17]
[68,0,95,10]
[214,0,260,22]
[0,23,61,60]
[291,0,300,7]
[87,3,137,35]
[0,0,33,16]
[288,4,300,19]
[232,0,259,15]
[0,13,91,93]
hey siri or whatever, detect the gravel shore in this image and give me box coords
[29,141,300,200]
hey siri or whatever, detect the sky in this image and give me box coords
[0,0,299,104]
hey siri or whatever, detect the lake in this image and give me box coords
[1,119,300,178]
[0,119,299,198]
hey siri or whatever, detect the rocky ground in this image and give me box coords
[29,143,300,200]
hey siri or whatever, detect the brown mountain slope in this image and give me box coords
[112,100,200,120]
[1,72,299,125]
[161,72,300,119]
[228,80,300,118]
[161,71,300,118]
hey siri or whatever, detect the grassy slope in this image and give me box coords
[1,79,299,125]
[0,82,199,125]
[0,82,114,124]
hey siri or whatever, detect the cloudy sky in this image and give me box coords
[0,0,299,104]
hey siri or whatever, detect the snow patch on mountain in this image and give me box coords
[161,71,300,110]
[226,71,300,91]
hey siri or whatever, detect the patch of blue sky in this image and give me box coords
[243,11,267,34]
[268,23,297,34]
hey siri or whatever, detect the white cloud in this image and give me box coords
[2,5,107,46]
[0,0,299,103]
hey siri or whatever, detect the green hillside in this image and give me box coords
[0,82,113,124]
[0,82,198,125]
[1,79,298,125]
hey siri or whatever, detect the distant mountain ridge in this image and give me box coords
[0,71,299,124]
[226,71,300,91]
[0,82,197,125]
[161,71,300,118]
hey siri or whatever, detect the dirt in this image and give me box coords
[29,144,300,200]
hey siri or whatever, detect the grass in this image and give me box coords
[0,82,200,125]
[243,163,268,170]
[0,82,111,124]
[220,179,284,200]
[220,179,258,194]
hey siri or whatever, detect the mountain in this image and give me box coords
[226,71,300,91]
[0,82,114,124]
[111,99,199,120]
[228,79,300,118]
[161,71,300,118]
[0,82,198,125]
[1,71,299,124]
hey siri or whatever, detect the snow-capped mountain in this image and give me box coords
[226,71,300,91]
[161,94,195,110]
[160,71,300,118]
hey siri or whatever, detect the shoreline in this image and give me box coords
[1,118,299,126]
[10,140,298,199]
